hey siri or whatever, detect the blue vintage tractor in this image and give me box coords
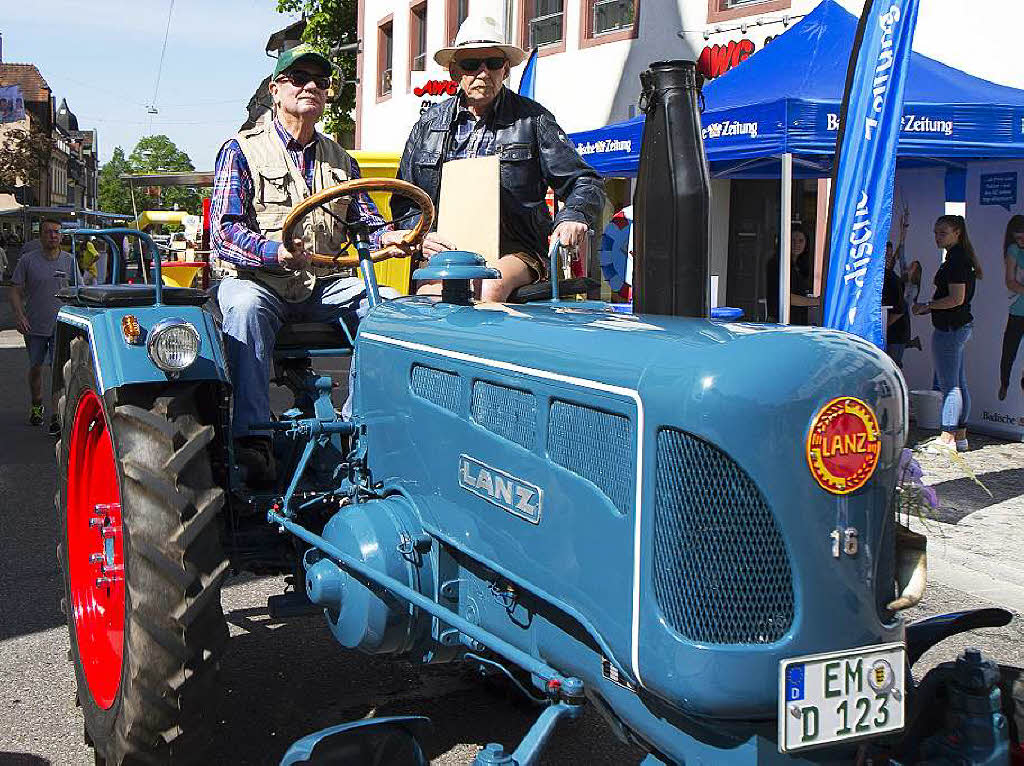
[54,175,1022,764]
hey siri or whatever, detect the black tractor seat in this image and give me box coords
[275,322,353,351]
[506,277,600,304]
[57,285,209,308]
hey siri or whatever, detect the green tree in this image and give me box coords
[97,146,134,215]
[128,135,205,216]
[98,136,207,220]
[0,126,52,193]
[276,0,357,136]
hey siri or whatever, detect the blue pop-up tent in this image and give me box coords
[571,0,1024,179]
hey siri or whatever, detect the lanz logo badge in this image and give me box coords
[806,397,881,495]
[458,455,542,524]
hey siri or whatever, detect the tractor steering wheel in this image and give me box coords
[281,177,435,271]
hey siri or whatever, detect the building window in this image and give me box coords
[523,0,565,50]
[446,0,470,47]
[580,0,638,47]
[593,0,634,34]
[410,1,428,72]
[707,0,790,24]
[377,16,394,99]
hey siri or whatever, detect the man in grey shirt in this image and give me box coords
[11,219,79,432]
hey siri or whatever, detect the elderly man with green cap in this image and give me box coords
[211,44,421,478]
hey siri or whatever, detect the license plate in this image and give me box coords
[778,642,905,753]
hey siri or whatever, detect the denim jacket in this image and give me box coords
[391,88,605,258]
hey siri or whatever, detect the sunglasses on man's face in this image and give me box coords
[277,71,331,90]
[456,56,506,74]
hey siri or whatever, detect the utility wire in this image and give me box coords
[150,0,176,111]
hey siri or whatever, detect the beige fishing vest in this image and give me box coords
[220,122,353,302]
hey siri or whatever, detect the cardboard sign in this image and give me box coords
[436,155,500,265]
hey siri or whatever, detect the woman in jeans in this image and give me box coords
[913,215,983,451]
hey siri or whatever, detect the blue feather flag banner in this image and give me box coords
[823,0,920,347]
[518,48,538,100]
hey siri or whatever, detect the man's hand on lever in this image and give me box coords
[381,229,454,260]
[279,237,313,270]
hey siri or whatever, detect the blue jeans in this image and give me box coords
[219,276,397,437]
[931,323,972,431]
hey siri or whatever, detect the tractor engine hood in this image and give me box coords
[355,297,907,718]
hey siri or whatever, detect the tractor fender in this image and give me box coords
[54,304,229,396]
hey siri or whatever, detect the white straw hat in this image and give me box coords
[434,15,528,68]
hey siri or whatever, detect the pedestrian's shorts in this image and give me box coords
[26,334,55,367]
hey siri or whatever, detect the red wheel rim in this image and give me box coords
[66,390,125,709]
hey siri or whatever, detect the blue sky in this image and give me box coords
[1,0,301,168]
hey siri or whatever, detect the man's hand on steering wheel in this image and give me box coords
[279,237,314,270]
[380,230,454,259]
[281,177,435,271]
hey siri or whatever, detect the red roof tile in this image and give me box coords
[0,63,52,103]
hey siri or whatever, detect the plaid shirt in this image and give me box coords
[447,95,498,161]
[212,119,388,269]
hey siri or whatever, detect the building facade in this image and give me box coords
[355,0,1024,153]
[56,99,100,210]
[354,0,1024,312]
[49,126,70,206]
[0,62,53,206]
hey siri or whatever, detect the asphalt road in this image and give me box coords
[0,298,1020,765]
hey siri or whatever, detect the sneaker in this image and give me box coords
[924,439,957,457]
[29,404,43,426]
[49,416,61,437]
[955,439,969,453]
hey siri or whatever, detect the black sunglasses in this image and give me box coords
[456,56,506,74]
[277,71,331,90]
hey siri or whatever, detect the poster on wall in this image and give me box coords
[896,164,1024,442]
[965,163,1024,440]
[0,86,26,123]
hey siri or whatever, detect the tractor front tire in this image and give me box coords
[57,336,229,765]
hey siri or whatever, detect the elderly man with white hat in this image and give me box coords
[390,15,605,302]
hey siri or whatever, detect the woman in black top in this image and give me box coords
[913,214,983,452]
[766,225,819,324]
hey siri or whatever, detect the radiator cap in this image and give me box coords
[412,250,501,281]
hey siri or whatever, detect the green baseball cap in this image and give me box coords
[273,44,332,79]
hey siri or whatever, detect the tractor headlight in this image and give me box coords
[147,318,201,373]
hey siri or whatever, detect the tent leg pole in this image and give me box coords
[780,152,793,324]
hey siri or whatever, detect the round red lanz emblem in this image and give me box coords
[806,397,881,495]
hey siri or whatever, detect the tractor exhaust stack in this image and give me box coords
[632,60,712,318]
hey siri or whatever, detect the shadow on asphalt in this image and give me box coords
[0,755,50,765]
[0,347,65,643]
[928,467,1024,523]
[210,606,643,765]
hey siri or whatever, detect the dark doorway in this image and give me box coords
[726,179,779,321]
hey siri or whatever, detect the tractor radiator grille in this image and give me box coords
[472,381,536,449]
[653,428,794,645]
[547,401,632,514]
[410,364,461,413]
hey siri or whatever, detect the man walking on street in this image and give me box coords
[10,219,79,433]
